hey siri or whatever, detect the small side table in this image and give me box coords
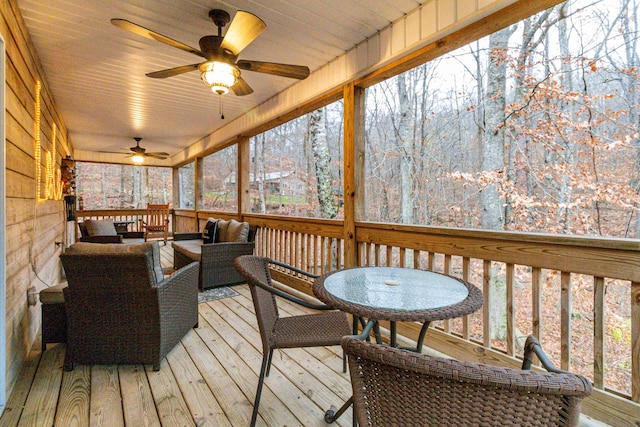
[113,220,135,234]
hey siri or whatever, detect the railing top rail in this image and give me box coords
[359,221,640,252]
[76,208,152,216]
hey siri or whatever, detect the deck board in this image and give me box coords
[90,365,124,427]
[54,364,91,426]
[1,244,351,427]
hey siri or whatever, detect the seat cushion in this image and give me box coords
[122,237,146,244]
[84,218,118,236]
[171,240,203,260]
[39,283,68,304]
[65,241,164,284]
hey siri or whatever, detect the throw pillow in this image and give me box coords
[225,219,250,242]
[203,218,218,244]
[84,218,118,236]
[215,219,230,243]
[78,221,89,237]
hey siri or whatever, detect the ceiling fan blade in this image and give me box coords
[237,60,310,80]
[145,153,169,159]
[146,64,200,79]
[145,151,170,157]
[220,11,266,56]
[111,18,205,58]
[232,76,254,96]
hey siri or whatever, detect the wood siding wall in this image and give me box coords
[2,0,71,397]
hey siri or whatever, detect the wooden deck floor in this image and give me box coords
[0,242,353,427]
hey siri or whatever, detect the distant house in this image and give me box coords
[225,170,305,196]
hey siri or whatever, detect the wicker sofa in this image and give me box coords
[77,218,145,244]
[60,241,199,371]
[172,218,256,291]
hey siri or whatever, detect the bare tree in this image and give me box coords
[309,108,338,218]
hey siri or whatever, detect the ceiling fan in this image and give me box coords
[125,138,169,164]
[111,9,310,97]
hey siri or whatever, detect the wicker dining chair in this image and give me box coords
[342,335,592,427]
[234,255,352,427]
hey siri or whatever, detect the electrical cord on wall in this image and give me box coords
[28,197,57,290]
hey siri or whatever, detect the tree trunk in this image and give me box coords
[309,108,338,219]
[557,9,575,233]
[482,26,513,230]
[397,73,415,224]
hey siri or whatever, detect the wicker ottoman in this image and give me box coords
[40,283,67,350]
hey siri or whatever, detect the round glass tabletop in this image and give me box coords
[321,267,469,312]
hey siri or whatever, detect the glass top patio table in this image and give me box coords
[313,266,482,323]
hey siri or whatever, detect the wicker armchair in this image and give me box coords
[60,242,199,371]
[234,255,352,427]
[342,335,592,427]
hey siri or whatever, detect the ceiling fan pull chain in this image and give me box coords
[219,94,225,119]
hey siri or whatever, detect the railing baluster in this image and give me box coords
[375,244,381,267]
[506,263,515,356]
[311,233,316,272]
[292,231,297,270]
[532,267,542,340]
[593,276,605,389]
[428,252,434,271]
[328,238,335,270]
[321,236,327,274]
[444,254,452,333]
[399,247,406,268]
[363,243,372,265]
[483,259,491,348]
[414,250,420,269]
[462,256,470,340]
[304,234,310,273]
[561,271,572,371]
[386,245,392,267]
[632,281,640,402]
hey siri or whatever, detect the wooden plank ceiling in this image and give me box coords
[17,0,422,161]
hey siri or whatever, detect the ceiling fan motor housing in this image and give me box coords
[209,9,231,29]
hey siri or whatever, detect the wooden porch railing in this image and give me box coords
[174,209,639,426]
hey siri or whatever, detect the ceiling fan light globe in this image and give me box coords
[132,154,145,164]
[199,61,238,94]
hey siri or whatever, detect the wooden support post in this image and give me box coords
[194,156,203,214]
[237,136,250,218]
[343,82,365,268]
[171,167,181,231]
